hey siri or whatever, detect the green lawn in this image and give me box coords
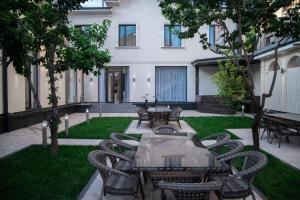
[241,146,300,200]
[184,116,254,139]
[59,117,134,139]
[0,145,96,200]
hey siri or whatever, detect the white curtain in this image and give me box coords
[156,67,187,102]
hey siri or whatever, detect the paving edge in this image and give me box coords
[78,170,103,200]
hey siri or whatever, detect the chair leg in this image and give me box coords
[251,190,257,200]
[260,128,266,139]
[177,120,181,129]
[137,120,141,128]
[139,181,145,200]
[279,135,282,148]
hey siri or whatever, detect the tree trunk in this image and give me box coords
[47,49,60,157]
[252,108,262,150]
[1,50,10,132]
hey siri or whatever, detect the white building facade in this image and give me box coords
[68,0,231,105]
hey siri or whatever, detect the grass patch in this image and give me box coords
[233,146,300,200]
[184,116,253,139]
[0,145,96,200]
[59,117,134,139]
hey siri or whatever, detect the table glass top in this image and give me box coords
[148,107,171,112]
[135,137,217,170]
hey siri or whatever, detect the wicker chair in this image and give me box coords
[208,140,244,160]
[213,151,268,200]
[137,107,150,128]
[153,125,186,136]
[208,141,244,176]
[168,107,183,129]
[99,140,136,174]
[157,181,222,200]
[88,150,144,200]
[191,132,231,149]
[271,119,300,148]
[111,132,139,150]
[261,116,276,141]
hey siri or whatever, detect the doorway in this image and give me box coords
[107,71,123,103]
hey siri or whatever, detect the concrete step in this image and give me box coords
[89,103,137,113]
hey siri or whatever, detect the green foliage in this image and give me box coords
[0,145,96,200]
[158,0,300,55]
[57,20,111,75]
[212,61,247,110]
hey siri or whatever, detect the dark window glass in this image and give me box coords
[119,25,136,46]
[164,25,181,47]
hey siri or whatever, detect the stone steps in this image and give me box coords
[89,103,137,113]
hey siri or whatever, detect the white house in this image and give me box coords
[0,0,299,133]
[68,0,247,107]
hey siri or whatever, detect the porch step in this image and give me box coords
[196,96,234,114]
[89,103,137,113]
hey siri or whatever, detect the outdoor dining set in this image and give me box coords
[136,106,183,129]
[87,122,268,200]
[260,109,300,148]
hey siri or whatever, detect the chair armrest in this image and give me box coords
[105,151,134,163]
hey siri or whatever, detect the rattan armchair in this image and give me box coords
[157,181,222,200]
[213,151,268,200]
[208,140,244,160]
[137,107,150,128]
[110,132,139,150]
[272,119,300,148]
[208,141,244,176]
[153,125,186,136]
[168,107,183,128]
[88,150,144,200]
[99,140,136,174]
[192,132,231,149]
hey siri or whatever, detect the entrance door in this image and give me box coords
[107,71,123,103]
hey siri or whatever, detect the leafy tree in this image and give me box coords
[212,61,247,111]
[0,0,111,156]
[159,0,300,149]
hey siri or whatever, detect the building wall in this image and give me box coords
[7,64,25,113]
[198,67,218,96]
[259,47,300,114]
[68,0,223,102]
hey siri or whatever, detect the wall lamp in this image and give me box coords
[147,76,151,82]
[133,76,136,82]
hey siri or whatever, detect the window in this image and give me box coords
[164,25,182,47]
[209,25,224,46]
[156,66,187,102]
[119,25,136,47]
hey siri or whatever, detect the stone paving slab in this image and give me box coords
[125,120,196,134]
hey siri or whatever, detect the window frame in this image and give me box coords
[164,25,182,48]
[118,24,137,47]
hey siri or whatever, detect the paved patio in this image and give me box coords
[125,120,196,134]
[228,128,300,170]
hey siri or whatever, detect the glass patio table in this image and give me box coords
[147,107,172,128]
[134,135,219,172]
